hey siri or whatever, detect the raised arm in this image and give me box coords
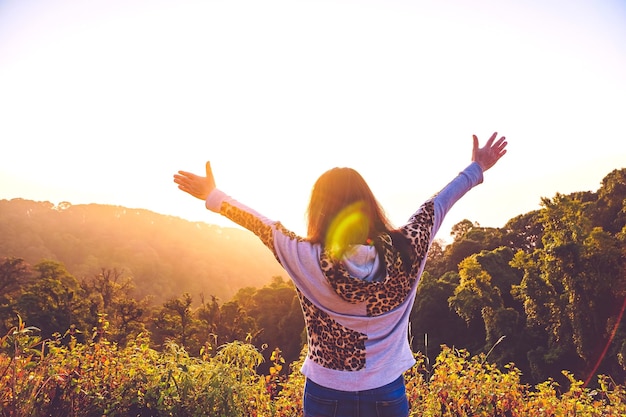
[472,132,507,171]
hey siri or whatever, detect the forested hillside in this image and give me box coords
[1,167,625,390]
[0,198,286,303]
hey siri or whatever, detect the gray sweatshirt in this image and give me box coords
[205,162,484,391]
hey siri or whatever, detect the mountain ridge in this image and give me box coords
[0,198,287,304]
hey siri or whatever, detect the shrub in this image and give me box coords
[1,323,270,417]
[2,323,625,417]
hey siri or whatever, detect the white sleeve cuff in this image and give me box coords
[205,189,228,212]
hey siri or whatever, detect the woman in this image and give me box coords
[173,132,507,417]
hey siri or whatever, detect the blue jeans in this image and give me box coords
[303,376,409,417]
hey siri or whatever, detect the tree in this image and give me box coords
[196,293,221,339]
[450,219,476,241]
[152,293,200,353]
[216,300,258,346]
[594,168,626,234]
[500,210,544,253]
[248,277,304,368]
[114,297,147,346]
[82,268,130,312]
[473,247,523,308]
[410,270,469,362]
[448,256,504,352]
[481,306,521,361]
[16,260,89,341]
[443,221,503,273]
[511,191,626,385]
[0,257,32,295]
[0,257,33,331]
[449,257,503,325]
[81,268,147,345]
[424,239,447,278]
[576,228,626,378]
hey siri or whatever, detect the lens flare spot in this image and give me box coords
[325,201,369,259]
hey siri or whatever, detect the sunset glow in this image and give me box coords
[1,0,625,241]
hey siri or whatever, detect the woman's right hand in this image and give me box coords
[173,161,216,201]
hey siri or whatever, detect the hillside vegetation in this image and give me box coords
[0,199,286,304]
[1,167,625,410]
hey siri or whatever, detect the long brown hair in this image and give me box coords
[306,167,397,258]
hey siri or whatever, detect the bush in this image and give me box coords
[2,322,625,417]
[1,321,269,417]
[404,346,626,416]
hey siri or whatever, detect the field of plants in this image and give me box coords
[2,317,625,417]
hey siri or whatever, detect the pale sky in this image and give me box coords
[1,0,625,243]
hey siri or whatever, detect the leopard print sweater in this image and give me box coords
[204,162,483,391]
